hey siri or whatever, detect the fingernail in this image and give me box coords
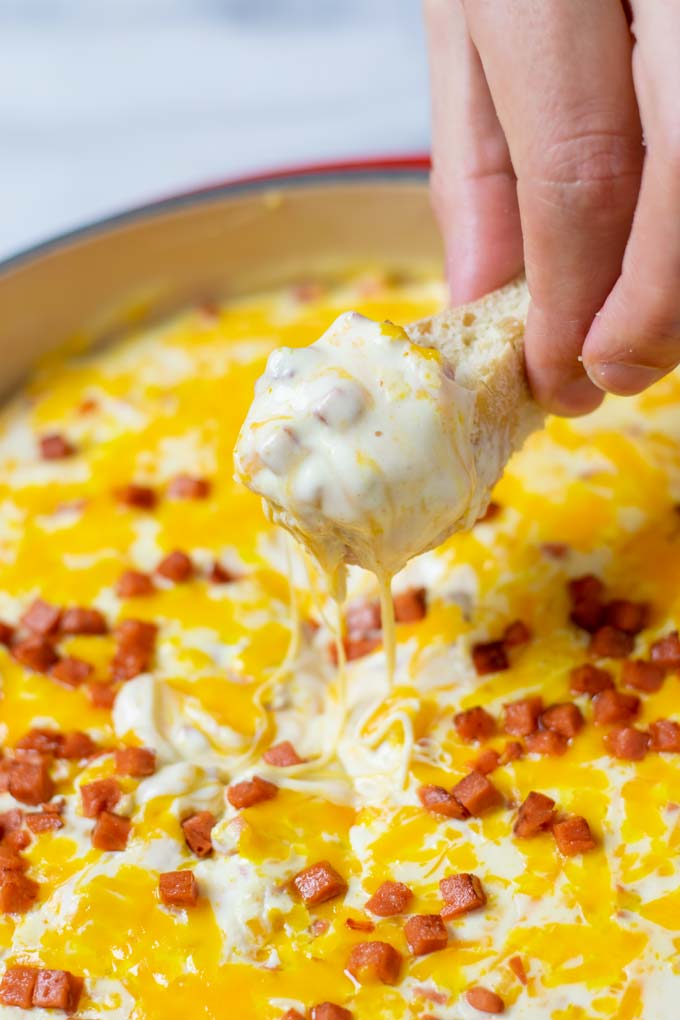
[548,376,603,417]
[585,361,664,396]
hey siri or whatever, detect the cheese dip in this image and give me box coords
[235,311,481,597]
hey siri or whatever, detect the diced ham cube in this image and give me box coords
[604,726,650,761]
[115,618,158,651]
[311,1004,352,1020]
[111,648,149,682]
[182,811,216,857]
[439,873,486,919]
[621,659,665,693]
[26,811,64,834]
[39,434,75,460]
[649,719,680,752]
[88,682,117,709]
[0,846,28,871]
[404,914,448,956]
[159,870,198,907]
[0,810,27,851]
[0,872,39,913]
[525,730,568,756]
[417,784,467,819]
[393,587,427,623]
[603,600,648,635]
[3,830,29,853]
[116,570,156,597]
[8,760,54,806]
[478,501,501,522]
[0,837,29,856]
[112,618,157,680]
[11,636,58,673]
[156,550,194,583]
[329,635,382,664]
[365,880,413,917]
[469,748,500,775]
[472,641,509,676]
[345,917,375,933]
[452,771,502,815]
[209,562,239,584]
[503,696,543,736]
[454,706,495,742]
[115,747,156,777]
[81,778,121,818]
[116,484,157,510]
[589,626,634,659]
[21,599,62,635]
[60,606,107,635]
[91,811,131,851]
[568,575,604,604]
[0,621,14,646]
[50,656,93,687]
[650,631,680,670]
[593,688,640,726]
[570,598,604,633]
[167,475,211,500]
[514,791,556,837]
[292,860,347,905]
[281,1010,306,1020]
[263,741,303,766]
[541,542,570,560]
[552,815,596,856]
[498,741,523,765]
[540,702,584,738]
[568,575,604,633]
[346,635,382,660]
[227,776,277,809]
[16,728,63,756]
[59,731,96,760]
[503,620,531,648]
[466,987,505,1014]
[508,955,528,985]
[569,663,614,696]
[33,969,83,1011]
[347,941,402,985]
[0,966,39,1008]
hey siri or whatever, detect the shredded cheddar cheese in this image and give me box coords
[0,270,679,1019]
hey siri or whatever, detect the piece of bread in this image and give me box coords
[406,275,544,503]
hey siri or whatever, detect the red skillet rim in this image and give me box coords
[0,154,431,276]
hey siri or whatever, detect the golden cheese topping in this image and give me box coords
[0,269,679,1020]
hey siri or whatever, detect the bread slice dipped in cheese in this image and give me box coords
[234,275,542,598]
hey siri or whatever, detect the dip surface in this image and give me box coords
[0,270,678,1019]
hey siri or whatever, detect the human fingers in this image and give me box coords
[424,0,523,304]
[464,0,643,415]
[582,2,680,395]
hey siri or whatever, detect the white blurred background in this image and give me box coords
[0,0,430,260]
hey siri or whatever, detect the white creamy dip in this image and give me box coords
[234,312,481,597]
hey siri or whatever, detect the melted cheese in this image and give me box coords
[0,270,678,1019]
[234,312,478,594]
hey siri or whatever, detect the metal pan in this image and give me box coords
[0,157,440,400]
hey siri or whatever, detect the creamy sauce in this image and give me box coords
[234,311,482,682]
[235,312,480,582]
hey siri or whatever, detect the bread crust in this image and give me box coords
[406,276,543,509]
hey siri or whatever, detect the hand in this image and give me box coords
[424,0,680,415]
